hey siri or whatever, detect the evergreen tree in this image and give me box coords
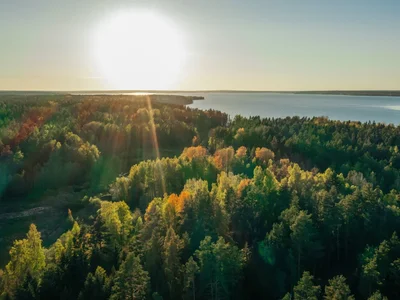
[111,253,149,300]
[13,273,39,300]
[79,266,110,300]
[162,227,184,299]
[184,257,199,300]
[324,275,354,300]
[290,211,321,279]
[293,271,320,300]
[195,236,245,300]
[367,290,388,300]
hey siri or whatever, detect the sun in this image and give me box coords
[92,10,186,90]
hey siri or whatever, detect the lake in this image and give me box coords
[183,92,400,125]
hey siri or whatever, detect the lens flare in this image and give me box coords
[145,95,166,195]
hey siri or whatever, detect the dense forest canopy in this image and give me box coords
[0,95,399,299]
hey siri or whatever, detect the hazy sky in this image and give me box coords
[1,0,399,91]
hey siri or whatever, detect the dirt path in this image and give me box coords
[0,206,53,220]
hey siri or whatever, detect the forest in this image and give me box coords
[0,94,399,299]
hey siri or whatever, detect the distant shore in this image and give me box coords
[149,94,204,105]
[1,90,400,97]
[291,90,400,97]
[0,93,204,106]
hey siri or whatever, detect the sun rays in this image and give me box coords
[145,95,166,196]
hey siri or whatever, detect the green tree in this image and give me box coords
[3,224,45,296]
[359,232,400,298]
[163,227,184,299]
[324,275,354,300]
[293,271,320,300]
[79,266,110,300]
[290,211,321,278]
[195,236,245,300]
[12,273,39,300]
[99,201,133,250]
[184,256,199,300]
[111,253,149,300]
[282,292,292,300]
[141,198,165,294]
[367,290,388,300]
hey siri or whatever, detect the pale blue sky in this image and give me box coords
[0,0,399,90]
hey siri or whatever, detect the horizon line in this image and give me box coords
[1,89,400,93]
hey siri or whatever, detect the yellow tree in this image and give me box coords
[3,224,46,296]
[99,201,133,249]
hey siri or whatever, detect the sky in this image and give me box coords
[0,0,399,91]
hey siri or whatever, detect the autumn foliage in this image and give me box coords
[10,106,56,148]
[255,147,275,164]
[214,146,235,171]
[181,146,207,160]
[235,146,247,158]
[1,95,400,300]
[237,178,251,197]
[167,191,190,214]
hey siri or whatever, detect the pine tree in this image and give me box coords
[79,266,110,300]
[195,236,245,300]
[13,273,39,300]
[111,253,149,300]
[184,257,199,300]
[367,290,388,300]
[293,271,320,300]
[25,224,46,279]
[324,275,354,300]
[163,227,184,299]
[290,211,320,279]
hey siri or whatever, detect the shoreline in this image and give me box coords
[1,90,400,97]
[0,93,204,106]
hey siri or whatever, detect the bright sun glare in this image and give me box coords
[93,10,186,90]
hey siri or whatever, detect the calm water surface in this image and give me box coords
[184,92,400,125]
